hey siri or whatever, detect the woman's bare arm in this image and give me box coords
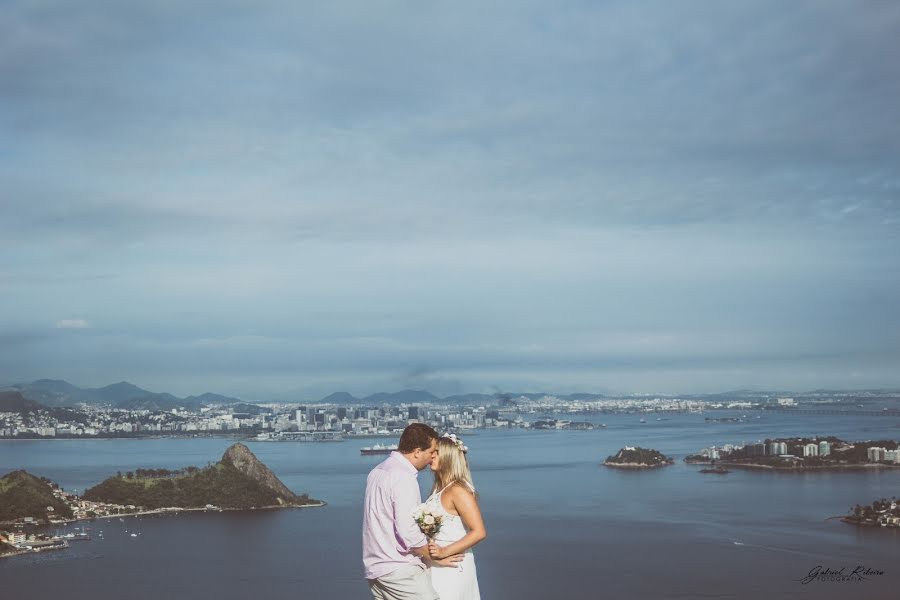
[428,485,487,559]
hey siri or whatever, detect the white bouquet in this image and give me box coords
[412,503,443,540]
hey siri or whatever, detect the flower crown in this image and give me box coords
[441,432,468,453]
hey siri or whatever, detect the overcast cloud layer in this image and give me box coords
[2,0,899,400]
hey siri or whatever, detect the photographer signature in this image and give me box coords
[799,565,884,584]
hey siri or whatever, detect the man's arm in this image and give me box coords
[391,476,428,552]
[391,477,465,566]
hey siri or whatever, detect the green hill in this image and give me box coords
[83,443,320,510]
[0,470,74,522]
[605,446,674,467]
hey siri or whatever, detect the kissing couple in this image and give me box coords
[363,423,486,599]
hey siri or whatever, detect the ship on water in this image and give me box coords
[360,443,398,455]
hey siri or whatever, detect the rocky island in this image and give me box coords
[604,446,674,469]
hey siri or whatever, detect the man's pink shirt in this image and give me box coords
[362,451,429,579]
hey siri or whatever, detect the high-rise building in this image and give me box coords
[818,441,831,457]
[803,443,818,457]
[868,447,886,462]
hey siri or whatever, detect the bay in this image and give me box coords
[2,411,900,598]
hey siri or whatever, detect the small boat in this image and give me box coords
[639,418,646,423]
[360,443,398,455]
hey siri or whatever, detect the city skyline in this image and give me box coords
[3,1,899,399]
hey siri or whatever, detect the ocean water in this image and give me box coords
[2,411,900,599]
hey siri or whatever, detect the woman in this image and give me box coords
[425,433,486,600]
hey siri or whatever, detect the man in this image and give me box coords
[363,423,464,599]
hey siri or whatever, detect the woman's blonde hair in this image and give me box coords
[431,436,476,495]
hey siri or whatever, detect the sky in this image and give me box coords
[2,0,899,401]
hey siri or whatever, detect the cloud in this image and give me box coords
[1,1,899,396]
[55,319,90,329]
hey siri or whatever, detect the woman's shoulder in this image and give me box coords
[444,479,476,498]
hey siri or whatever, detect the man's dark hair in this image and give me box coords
[398,423,439,453]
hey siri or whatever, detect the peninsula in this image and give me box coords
[842,497,900,528]
[685,437,900,471]
[604,446,674,469]
[83,443,321,510]
[1,443,322,531]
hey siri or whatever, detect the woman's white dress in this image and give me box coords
[425,484,481,600]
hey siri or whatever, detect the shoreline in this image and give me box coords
[0,543,69,560]
[603,462,673,469]
[839,516,900,529]
[685,461,900,472]
[0,501,327,529]
[0,434,255,442]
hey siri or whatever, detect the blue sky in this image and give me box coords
[2,1,899,400]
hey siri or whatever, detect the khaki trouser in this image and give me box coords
[369,564,439,600]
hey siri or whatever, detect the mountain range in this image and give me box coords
[1,379,612,409]
[4,379,245,411]
[12,379,891,412]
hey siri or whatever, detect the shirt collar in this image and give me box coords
[389,450,419,477]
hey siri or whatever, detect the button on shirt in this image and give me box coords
[363,451,429,579]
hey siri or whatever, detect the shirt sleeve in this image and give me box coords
[392,475,427,551]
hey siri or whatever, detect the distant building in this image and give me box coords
[818,441,831,457]
[803,443,818,457]
[868,447,886,462]
[769,441,787,456]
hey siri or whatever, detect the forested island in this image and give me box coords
[604,446,674,468]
